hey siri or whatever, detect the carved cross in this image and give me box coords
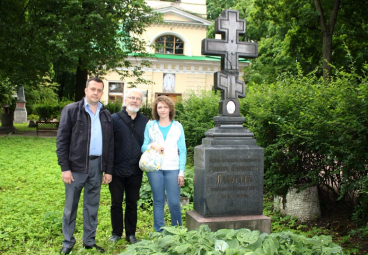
[202,9,258,71]
[201,9,258,116]
[215,72,244,99]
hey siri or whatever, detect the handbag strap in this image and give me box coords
[117,111,143,147]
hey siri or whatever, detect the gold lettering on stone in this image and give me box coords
[211,186,256,191]
[217,174,252,184]
[210,158,259,163]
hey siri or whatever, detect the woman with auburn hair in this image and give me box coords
[141,96,186,232]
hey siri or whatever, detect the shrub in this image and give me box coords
[104,101,122,114]
[34,100,73,121]
[141,103,153,120]
[34,103,61,121]
[242,66,368,218]
[120,225,343,255]
[175,90,219,163]
[27,114,39,121]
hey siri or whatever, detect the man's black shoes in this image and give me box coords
[83,244,105,253]
[126,235,139,244]
[59,246,72,254]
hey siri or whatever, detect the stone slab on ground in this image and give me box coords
[186,210,271,234]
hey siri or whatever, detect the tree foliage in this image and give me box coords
[50,0,161,100]
[249,0,368,81]
[0,0,162,103]
[0,0,58,105]
[241,65,368,217]
[206,0,368,83]
[175,91,220,163]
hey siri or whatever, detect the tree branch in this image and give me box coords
[314,0,327,32]
[329,0,341,33]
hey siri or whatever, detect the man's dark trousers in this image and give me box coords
[109,174,142,237]
[62,157,102,249]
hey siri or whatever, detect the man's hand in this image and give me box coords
[62,171,74,184]
[103,174,112,185]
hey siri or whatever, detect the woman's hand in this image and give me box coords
[151,143,164,154]
[178,176,184,187]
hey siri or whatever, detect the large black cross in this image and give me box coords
[201,9,258,116]
[215,72,244,99]
[202,9,258,71]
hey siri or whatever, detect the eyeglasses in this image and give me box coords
[127,96,142,101]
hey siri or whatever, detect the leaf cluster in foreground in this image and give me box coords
[121,225,343,255]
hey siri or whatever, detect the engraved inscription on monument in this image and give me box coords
[194,146,264,216]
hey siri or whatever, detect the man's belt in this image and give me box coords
[89,155,101,160]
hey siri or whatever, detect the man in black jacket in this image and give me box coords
[56,77,114,254]
[108,88,148,244]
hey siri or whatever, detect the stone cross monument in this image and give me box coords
[202,9,257,117]
[186,9,271,233]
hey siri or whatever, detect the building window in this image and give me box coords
[155,35,184,54]
[108,82,124,103]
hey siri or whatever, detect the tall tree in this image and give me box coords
[314,0,340,79]
[49,0,161,101]
[0,0,58,105]
[0,0,161,103]
[250,0,368,80]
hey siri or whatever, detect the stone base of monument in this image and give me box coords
[14,108,27,123]
[188,116,271,234]
[186,211,271,234]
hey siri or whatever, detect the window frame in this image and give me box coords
[155,35,184,55]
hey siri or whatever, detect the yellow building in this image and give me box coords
[102,0,249,104]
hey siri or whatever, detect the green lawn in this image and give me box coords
[0,135,165,255]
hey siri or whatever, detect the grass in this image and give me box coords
[0,135,191,255]
[1,135,367,254]
[13,122,37,133]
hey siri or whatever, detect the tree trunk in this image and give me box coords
[75,58,88,102]
[322,31,333,79]
[314,0,341,80]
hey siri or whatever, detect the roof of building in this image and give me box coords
[143,53,251,63]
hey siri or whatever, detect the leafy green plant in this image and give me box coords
[27,114,39,121]
[120,225,343,255]
[175,90,219,163]
[180,166,194,201]
[141,103,153,120]
[241,65,368,220]
[33,100,73,121]
[104,101,122,114]
[138,174,153,207]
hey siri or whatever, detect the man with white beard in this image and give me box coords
[108,88,148,244]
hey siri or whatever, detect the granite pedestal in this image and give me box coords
[186,116,271,233]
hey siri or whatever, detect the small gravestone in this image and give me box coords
[0,105,17,134]
[186,9,271,233]
[14,86,27,123]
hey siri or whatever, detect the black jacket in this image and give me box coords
[56,98,114,174]
[112,107,148,177]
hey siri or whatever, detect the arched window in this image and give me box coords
[155,35,184,54]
